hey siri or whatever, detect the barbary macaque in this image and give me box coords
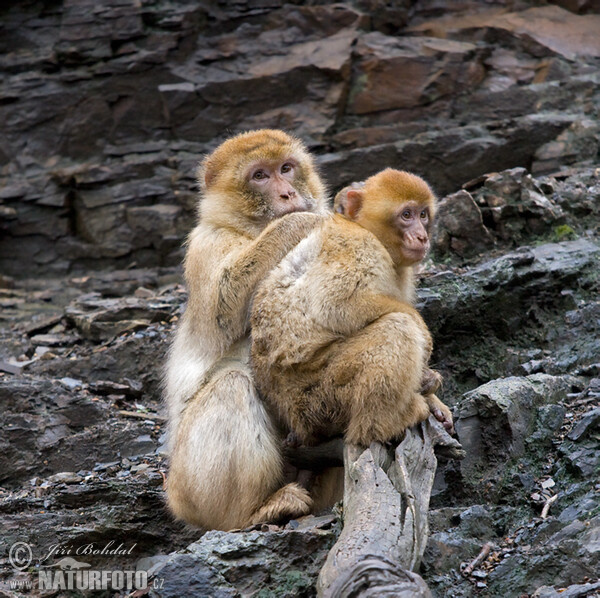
[251,168,452,448]
[165,129,328,530]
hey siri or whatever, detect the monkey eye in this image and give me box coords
[281,163,293,174]
[420,209,428,220]
[401,209,412,220]
[252,170,267,180]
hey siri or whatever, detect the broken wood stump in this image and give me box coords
[317,416,464,598]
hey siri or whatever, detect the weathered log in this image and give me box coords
[317,416,463,597]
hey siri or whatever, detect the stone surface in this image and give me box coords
[433,190,494,257]
[2,1,600,274]
[150,522,337,598]
[454,374,575,479]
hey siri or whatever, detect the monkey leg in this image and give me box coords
[325,312,432,447]
[248,481,313,526]
[311,466,345,512]
[167,366,312,531]
[420,367,443,395]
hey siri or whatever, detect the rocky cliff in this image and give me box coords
[2,0,599,277]
[1,1,599,597]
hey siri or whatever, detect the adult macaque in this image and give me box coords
[165,129,327,530]
[251,168,452,448]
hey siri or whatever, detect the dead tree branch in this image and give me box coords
[317,416,464,597]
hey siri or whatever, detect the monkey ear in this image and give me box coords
[199,155,217,190]
[342,189,364,220]
[203,165,215,189]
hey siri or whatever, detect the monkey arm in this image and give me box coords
[283,438,344,469]
[216,212,324,341]
[317,291,431,345]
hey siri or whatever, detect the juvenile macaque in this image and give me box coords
[251,168,452,447]
[165,129,327,530]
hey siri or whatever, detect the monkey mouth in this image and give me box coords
[403,243,429,262]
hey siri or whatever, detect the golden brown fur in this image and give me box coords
[251,169,451,447]
[165,129,328,530]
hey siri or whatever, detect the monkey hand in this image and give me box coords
[282,431,302,450]
[276,211,325,241]
[251,211,324,268]
[420,367,443,395]
[425,394,454,434]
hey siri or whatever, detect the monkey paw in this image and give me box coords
[248,482,313,526]
[282,431,302,450]
[425,394,454,433]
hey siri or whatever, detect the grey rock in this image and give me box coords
[46,471,83,484]
[533,581,600,598]
[150,524,337,598]
[567,407,600,441]
[1,2,600,595]
[122,435,156,458]
[89,379,143,397]
[529,404,567,445]
[59,376,83,389]
[3,0,600,276]
[562,444,600,478]
[423,532,480,572]
[488,516,600,595]
[533,119,600,175]
[455,374,575,478]
[456,505,497,540]
[419,239,600,344]
[433,190,494,257]
[65,294,175,341]
[464,167,566,245]
[150,553,239,598]
[558,491,598,524]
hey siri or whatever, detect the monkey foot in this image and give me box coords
[248,482,313,526]
[425,394,454,434]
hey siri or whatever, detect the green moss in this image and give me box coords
[551,224,577,241]
[254,569,313,597]
[346,73,368,107]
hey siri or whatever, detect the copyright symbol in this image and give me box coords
[9,542,33,570]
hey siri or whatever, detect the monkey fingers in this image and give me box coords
[282,431,302,450]
[425,394,454,433]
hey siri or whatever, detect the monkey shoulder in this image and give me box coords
[322,217,394,277]
[258,227,323,297]
[185,226,246,274]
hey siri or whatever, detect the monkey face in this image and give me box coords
[394,201,431,264]
[197,130,327,230]
[244,158,315,219]
[336,169,436,268]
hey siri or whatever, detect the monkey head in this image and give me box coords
[335,168,436,267]
[197,129,327,230]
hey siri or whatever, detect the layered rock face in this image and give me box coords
[1,0,599,276]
